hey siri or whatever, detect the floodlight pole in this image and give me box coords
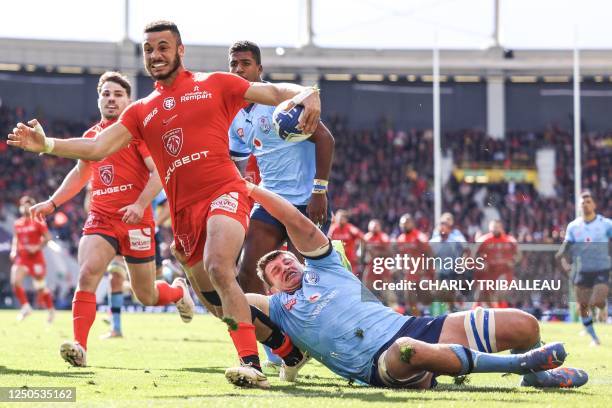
[433,38,442,224]
[493,0,501,47]
[573,32,581,218]
[123,0,130,42]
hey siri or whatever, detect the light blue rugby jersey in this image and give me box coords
[565,214,612,272]
[229,103,316,205]
[430,229,467,275]
[269,246,409,384]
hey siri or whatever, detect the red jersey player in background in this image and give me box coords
[328,209,364,275]
[395,213,433,316]
[362,219,392,301]
[475,219,521,308]
[29,72,194,368]
[10,196,54,322]
[8,21,321,388]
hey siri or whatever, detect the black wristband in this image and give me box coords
[49,199,58,210]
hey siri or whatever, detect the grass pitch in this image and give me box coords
[0,310,611,407]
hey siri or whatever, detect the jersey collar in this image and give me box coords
[98,118,118,129]
[154,70,193,93]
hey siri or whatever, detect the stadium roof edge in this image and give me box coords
[1,38,611,76]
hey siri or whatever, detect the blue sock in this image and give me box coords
[110,292,123,334]
[264,345,283,365]
[581,316,599,342]
[512,340,543,384]
[450,344,529,375]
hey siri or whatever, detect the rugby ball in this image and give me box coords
[272,100,312,142]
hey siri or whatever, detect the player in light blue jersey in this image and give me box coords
[430,212,468,312]
[228,41,335,295]
[245,182,588,389]
[557,191,612,346]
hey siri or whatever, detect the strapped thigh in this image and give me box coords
[463,307,497,352]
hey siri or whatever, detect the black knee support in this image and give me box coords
[201,290,222,307]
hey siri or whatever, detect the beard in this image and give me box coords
[102,111,119,121]
[147,52,182,80]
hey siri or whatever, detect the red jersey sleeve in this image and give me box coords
[38,220,48,235]
[210,72,250,116]
[135,138,151,160]
[119,101,143,141]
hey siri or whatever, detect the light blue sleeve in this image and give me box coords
[229,121,252,160]
[268,294,283,326]
[606,218,612,239]
[565,223,576,243]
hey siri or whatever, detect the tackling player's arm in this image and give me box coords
[119,156,163,224]
[306,122,335,225]
[9,234,17,262]
[30,160,93,222]
[247,182,329,255]
[244,82,321,134]
[245,293,270,316]
[8,119,132,161]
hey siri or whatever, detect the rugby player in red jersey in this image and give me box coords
[10,196,54,322]
[475,220,521,307]
[396,213,434,315]
[28,72,194,367]
[328,209,364,275]
[8,20,321,388]
[362,219,391,285]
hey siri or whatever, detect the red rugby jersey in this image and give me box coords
[119,71,250,213]
[476,232,518,271]
[13,216,48,259]
[329,223,364,262]
[84,119,153,220]
[396,229,431,256]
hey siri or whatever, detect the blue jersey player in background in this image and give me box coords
[227,41,334,369]
[227,41,334,294]
[557,191,612,346]
[244,181,588,389]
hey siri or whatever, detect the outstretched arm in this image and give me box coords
[247,182,328,254]
[8,119,132,161]
[30,160,92,222]
[244,82,321,135]
[118,156,163,224]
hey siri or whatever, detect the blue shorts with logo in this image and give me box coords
[251,197,332,235]
[369,315,448,388]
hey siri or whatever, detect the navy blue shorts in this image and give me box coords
[154,229,163,269]
[574,269,610,288]
[251,199,332,235]
[369,315,448,388]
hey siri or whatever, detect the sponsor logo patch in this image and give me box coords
[162,114,178,126]
[175,234,192,258]
[162,128,183,157]
[258,116,271,134]
[98,165,114,186]
[210,192,239,214]
[163,97,176,111]
[305,271,320,285]
[180,88,212,103]
[128,228,152,251]
[254,138,263,150]
[309,292,321,302]
[237,128,244,138]
[284,298,297,310]
[143,107,158,127]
